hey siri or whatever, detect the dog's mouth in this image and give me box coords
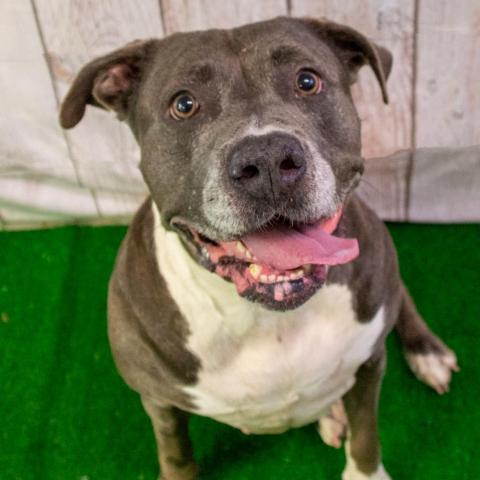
[173,208,359,310]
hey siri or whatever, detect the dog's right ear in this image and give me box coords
[59,39,157,129]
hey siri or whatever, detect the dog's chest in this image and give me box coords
[154,222,385,434]
[183,286,384,433]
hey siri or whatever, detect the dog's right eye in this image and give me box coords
[169,92,199,120]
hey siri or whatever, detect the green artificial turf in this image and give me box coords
[0,223,479,480]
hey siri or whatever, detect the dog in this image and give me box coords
[60,16,458,480]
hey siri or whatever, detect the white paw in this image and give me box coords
[405,350,459,394]
[342,463,392,480]
[317,400,347,448]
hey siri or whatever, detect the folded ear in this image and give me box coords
[59,39,157,129]
[301,18,393,104]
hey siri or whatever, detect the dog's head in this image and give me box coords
[61,17,392,310]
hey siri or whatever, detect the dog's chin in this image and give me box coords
[172,207,359,311]
[238,270,326,311]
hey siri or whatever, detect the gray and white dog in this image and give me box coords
[60,17,458,480]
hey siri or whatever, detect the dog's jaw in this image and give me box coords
[165,203,359,311]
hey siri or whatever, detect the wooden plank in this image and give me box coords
[33,0,163,216]
[291,0,415,159]
[415,0,480,148]
[0,0,99,227]
[161,0,287,33]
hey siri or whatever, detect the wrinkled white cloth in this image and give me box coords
[1,146,479,229]
[357,145,480,223]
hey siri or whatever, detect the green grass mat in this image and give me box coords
[1,223,479,480]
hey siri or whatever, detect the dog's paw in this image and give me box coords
[159,462,199,480]
[317,400,348,448]
[405,347,459,395]
[160,474,197,480]
[342,463,392,480]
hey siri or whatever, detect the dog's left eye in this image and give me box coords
[295,70,322,96]
[169,92,199,120]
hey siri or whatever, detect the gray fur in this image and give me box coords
[61,16,457,480]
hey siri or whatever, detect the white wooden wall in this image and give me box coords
[1,0,479,230]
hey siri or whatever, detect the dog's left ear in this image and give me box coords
[60,39,158,129]
[300,18,393,104]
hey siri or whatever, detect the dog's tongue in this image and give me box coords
[242,215,359,271]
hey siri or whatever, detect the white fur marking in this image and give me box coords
[317,399,347,449]
[406,351,457,394]
[343,442,392,480]
[153,205,385,434]
[243,123,291,137]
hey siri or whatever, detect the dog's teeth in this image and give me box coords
[291,268,305,279]
[237,240,254,260]
[236,241,246,253]
[260,274,268,283]
[249,264,262,279]
[268,274,276,283]
[277,275,286,282]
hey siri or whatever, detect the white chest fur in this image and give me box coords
[153,206,385,434]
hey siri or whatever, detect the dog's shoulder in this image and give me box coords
[342,194,393,252]
[329,194,402,323]
[108,197,201,407]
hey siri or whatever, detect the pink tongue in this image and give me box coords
[242,222,359,270]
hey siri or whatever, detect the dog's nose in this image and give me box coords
[227,133,306,199]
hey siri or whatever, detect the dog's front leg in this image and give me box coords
[142,398,198,480]
[396,283,458,394]
[342,351,391,480]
